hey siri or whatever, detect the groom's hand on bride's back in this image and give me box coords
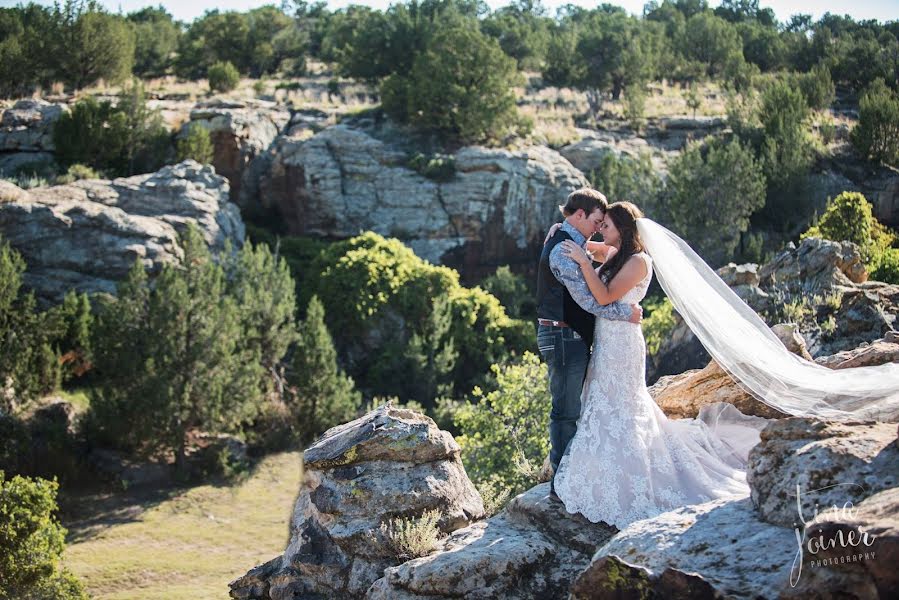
[629,304,643,324]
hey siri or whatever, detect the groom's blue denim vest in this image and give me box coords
[537,230,595,350]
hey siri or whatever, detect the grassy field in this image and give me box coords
[61,451,303,600]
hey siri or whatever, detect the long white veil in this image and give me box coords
[636,217,899,423]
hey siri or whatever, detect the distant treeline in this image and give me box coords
[1,0,897,97]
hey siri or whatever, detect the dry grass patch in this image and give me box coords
[62,451,302,600]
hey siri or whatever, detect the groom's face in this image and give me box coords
[575,208,604,239]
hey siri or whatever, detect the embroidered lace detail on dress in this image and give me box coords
[554,253,753,528]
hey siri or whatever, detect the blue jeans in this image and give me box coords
[537,324,589,486]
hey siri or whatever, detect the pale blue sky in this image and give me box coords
[2,0,896,24]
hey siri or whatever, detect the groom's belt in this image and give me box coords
[538,318,569,328]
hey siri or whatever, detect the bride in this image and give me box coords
[549,201,899,528]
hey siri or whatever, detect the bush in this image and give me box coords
[851,78,899,168]
[661,137,766,265]
[802,191,898,282]
[870,247,899,284]
[87,224,268,474]
[588,151,663,217]
[758,79,814,192]
[312,232,528,405]
[480,266,532,320]
[0,238,77,408]
[287,296,361,444]
[208,60,240,92]
[382,25,523,143]
[176,124,214,164]
[0,472,88,600]
[454,352,549,497]
[408,153,456,182]
[52,84,171,177]
[624,84,647,131]
[379,509,444,560]
[797,63,836,110]
[642,296,676,356]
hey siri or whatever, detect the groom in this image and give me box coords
[536,188,642,498]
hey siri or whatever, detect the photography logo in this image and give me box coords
[789,483,877,587]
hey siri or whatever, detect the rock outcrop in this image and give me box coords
[252,124,589,279]
[0,160,243,306]
[229,406,485,600]
[180,100,290,202]
[367,484,616,599]
[748,418,899,528]
[0,99,65,174]
[560,116,727,177]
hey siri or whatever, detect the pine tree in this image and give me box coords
[222,237,298,401]
[405,294,457,405]
[89,224,265,473]
[289,296,360,442]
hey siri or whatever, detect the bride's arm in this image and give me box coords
[585,241,617,264]
[561,241,647,305]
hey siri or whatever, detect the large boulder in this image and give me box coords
[0,160,243,306]
[254,124,589,279]
[0,99,65,174]
[649,323,811,420]
[366,483,617,599]
[229,406,485,600]
[182,100,290,202]
[747,418,899,528]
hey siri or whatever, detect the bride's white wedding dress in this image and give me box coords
[553,252,765,528]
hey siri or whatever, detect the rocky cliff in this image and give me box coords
[0,160,243,306]
[250,123,589,279]
[0,99,64,175]
[231,336,899,598]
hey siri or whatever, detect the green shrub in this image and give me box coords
[796,63,835,111]
[379,509,444,560]
[408,153,456,182]
[288,296,361,444]
[851,78,899,168]
[52,84,171,177]
[454,352,549,497]
[0,472,88,600]
[870,247,899,284]
[661,137,766,265]
[0,238,77,408]
[87,224,269,474]
[382,25,523,143]
[758,79,813,192]
[588,151,663,217]
[207,60,240,93]
[624,85,647,132]
[177,124,214,164]
[311,232,528,405]
[480,266,532,320]
[802,191,898,283]
[642,296,676,356]
[684,87,702,117]
[802,191,882,261]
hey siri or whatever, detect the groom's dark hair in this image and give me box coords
[559,188,608,218]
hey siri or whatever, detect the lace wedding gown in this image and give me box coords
[554,253,767,528]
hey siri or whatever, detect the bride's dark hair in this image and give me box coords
[598,201,645,283]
